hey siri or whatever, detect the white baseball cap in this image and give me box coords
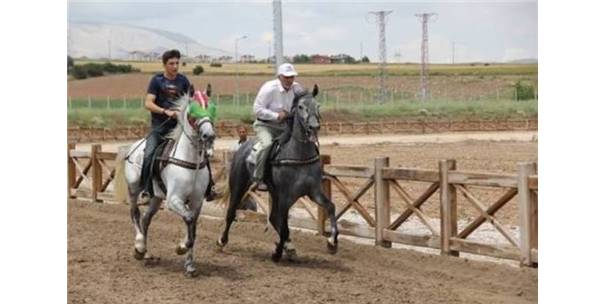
[277,63,298,77]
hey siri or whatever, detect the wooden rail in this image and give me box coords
[68,144,538,267]
[67,118,538,142]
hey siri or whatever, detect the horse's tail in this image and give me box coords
[218,169,230,208]
[113,146,130,204]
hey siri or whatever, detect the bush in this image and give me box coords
[70,62,138,79]
[71,65,89,79]
[67,56,74,73]
[210,62,222,68]
[514,81,535,100]
[193,65,205,75]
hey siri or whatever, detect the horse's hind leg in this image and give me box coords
[217,183,248,248]
[140,197,162,261]
[269,193,295,262]
[128,189,147,260]
[309,190,339,254]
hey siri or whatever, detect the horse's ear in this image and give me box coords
[206,83,212,97]
[312,84,319,97]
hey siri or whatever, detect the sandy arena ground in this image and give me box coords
[68,200,537,304]
[68,131,537,303]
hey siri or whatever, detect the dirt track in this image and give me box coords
[68,200,537,304]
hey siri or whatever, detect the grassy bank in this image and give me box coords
[68,98,537,128]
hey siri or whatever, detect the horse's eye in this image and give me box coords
[298,105,304,109]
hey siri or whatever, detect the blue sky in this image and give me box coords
[68,0,537,63]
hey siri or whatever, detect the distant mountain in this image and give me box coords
[506,58,538,64]
[68,22,230,60]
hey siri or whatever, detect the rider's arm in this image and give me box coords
[144,94,166,114]
[253,83,280,121]
[145,76,167,115]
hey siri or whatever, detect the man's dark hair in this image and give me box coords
[162,49,181,65]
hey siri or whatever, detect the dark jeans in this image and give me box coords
[140,124,215,198]
[140,129,169,196]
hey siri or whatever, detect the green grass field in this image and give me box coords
[68,97,537,128]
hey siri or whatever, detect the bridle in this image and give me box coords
[291,96,320,144]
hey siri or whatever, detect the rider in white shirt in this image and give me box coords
[251,63,303,190]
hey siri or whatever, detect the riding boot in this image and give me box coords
[140,132,162,202]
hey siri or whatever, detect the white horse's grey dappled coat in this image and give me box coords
[114,94,216,277]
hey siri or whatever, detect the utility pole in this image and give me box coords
[360,41,364,61]
[235,35,247,106]
[273,0,284,72]
[368,10,393,104]
[415,12,437,102]
[108,40,111,60]
[452,41,455,64]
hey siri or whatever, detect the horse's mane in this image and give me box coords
[166,95,191,141]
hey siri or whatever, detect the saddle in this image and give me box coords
[150,138,209,195]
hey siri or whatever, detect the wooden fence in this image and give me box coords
[67,144,538,267]
[67,118,537,142]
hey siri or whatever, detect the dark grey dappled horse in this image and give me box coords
[216,85,339,261]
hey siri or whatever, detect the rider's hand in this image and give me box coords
[164,108,179,119]
[277,111,288,122]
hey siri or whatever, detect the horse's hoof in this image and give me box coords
[271,252,282,263]
[133,248,146,260]
[215,238,226,248]
[185,270,198,278]
[327,241,338,255]
[175,245,188,255]
[285,248,298,261]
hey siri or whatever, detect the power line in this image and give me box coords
[368,10,393,104]
[415,12,437,102]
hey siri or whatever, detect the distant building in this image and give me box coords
[194,54,212,63]
[217,56,234,63]
[240,54,255,63]
[311,55,331,64]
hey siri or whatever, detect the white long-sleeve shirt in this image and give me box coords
[253,79,302,121]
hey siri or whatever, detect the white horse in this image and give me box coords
[115,94,216,277]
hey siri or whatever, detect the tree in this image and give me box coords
[67,56,74,73]
[361,56,370,63]
[293,54,311,64]
[193,65,205,75]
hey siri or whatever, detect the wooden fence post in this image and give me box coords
[440,159,459,256]
[374,157,391,248]
[318,155,331,236]
[67,143,76,199]
[91,144,103,203]
[518,162,538,267]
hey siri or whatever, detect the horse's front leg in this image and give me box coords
[309,189,339,254]
[182,199,202,277]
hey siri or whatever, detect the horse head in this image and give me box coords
[292,84,321,142]
[173,91,217,153]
